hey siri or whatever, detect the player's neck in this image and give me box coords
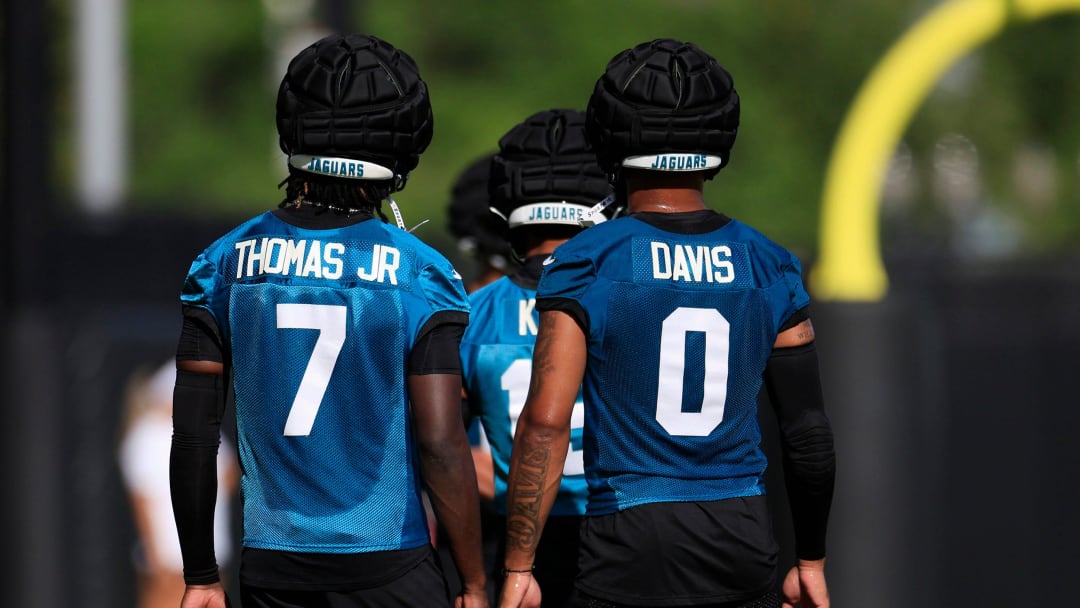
[627,187,707,214]
[624,170,707,214]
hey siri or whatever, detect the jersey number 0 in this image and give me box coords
[655,307,730,437]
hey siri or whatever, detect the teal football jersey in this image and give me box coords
[537,213,809,515]
[461,272,588,517]
[181,211,469,553]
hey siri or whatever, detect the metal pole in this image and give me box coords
[75,0,127,213]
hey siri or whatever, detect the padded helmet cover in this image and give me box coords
[276,33,433,176]
[489,108,611,224]
[586,38,740,176]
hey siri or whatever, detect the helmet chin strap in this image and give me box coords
[386,195,407,230]
[386,195,429,233]
[579,193,619,227]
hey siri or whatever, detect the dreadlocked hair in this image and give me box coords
[278,169,394,222]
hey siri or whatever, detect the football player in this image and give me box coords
[447,153,515,293]
[169,33,488,608]
[461,109,613,608]
[499,39,836,608]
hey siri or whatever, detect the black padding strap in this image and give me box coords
[409,311,467,375]
[535,297,588,336]
[177,306,224,363]
[779,305,810,333]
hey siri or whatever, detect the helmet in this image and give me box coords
[489,108,613,235]
[446,153,512,270]
[276,33,433,184]
[586,38,739,179]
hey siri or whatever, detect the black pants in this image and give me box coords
[240,550,451,608]
[576,590,781,608]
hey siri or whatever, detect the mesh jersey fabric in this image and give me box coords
[460,274,588,516]
[181,211,469,553]
[536,213,809,515]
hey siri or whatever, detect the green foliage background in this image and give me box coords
[53,0,1080,258]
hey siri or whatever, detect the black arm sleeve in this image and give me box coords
[408,311,468,375]
[169,369,225,585]
[763,341,836,560]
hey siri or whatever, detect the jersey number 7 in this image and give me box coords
[276,303,347,436]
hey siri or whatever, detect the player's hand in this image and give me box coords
[455,586,490,608]
[497,572,540,608]
[781,558,829,608]
[179,582,229,608]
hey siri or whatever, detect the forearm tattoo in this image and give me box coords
[506,442,551,552]
[795,321,815,343]
[505,320,565,553]
[530,325,558,391]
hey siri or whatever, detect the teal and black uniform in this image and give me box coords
[461,255,588,606]
[461,257,588,517]
[179,206,468,595]
[537,210,809,606]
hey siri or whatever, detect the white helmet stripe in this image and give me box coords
[622,153,723,172]
[288,155,395,180]
[506,202,602,228]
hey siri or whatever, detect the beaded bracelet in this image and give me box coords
[501,566,535,577]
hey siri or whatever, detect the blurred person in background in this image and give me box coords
[170,33,487,608]
[499,39,836,608]
[119,361,237,608]
[444,152,509,507]
[447,153,516,293]
[462,108,614,608]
